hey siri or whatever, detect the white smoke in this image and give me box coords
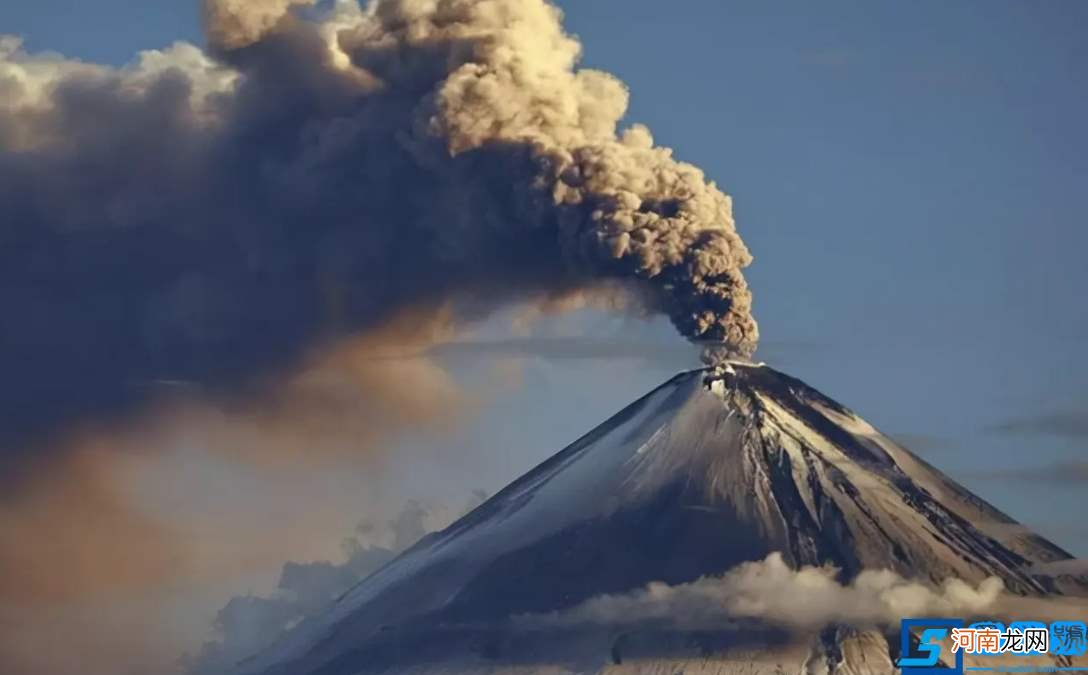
[525,553,1005,630]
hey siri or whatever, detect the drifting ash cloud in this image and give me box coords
[0,0,757,468]
[521,553,1005,631]
[0,1,757,672]
[420,335,693,363]
[0,316,491,675]
[0,310,469,602]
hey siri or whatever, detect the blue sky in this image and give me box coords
[2,0,1084,559]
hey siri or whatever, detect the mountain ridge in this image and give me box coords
[238,363,1084,675]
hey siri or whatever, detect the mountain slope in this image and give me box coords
[239,363,1083,675]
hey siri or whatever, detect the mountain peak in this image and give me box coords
[242,365,1083,675]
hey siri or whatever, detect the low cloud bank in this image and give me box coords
[185,494,486,675]
[524,553,1004,630]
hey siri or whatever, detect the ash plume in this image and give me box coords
[0,3,757,671]
[0,0,757,469]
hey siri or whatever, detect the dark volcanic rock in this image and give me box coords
[238,364,1085,675]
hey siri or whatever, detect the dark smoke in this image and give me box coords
[0,0,757,472]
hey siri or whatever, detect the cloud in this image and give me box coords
[991,409,1088,440]
[0,596,197,675]
[522,553,1004,630]
[203,0,318,50]
[0,315,492,675]
[426,336,695,363]
[0,310,473,600]
[185,494,487,675]
[0,449,188,606]
[0,449,195,675]
[0,0,758,476]
[971,459,1088,485]
[0,2,760,673]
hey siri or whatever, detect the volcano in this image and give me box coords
[238,363,1085,675]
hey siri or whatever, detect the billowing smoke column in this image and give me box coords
[0,0,757,463]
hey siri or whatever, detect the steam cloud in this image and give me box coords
[524,553,1005,630]
[0,0,756,471]
[185,495,486,675]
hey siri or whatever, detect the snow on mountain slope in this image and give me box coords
[237,363,1084,675]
